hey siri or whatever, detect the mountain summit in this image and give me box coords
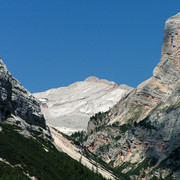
[34,77,133,134]
[84,76,118,86]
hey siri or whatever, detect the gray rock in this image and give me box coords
[106,13,180,126]
[0,59,46,128]
[34,76,133,134]
[83,13,180,179]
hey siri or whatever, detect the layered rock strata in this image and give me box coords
[34,77,133,134]
[83,13,180,179]
[107,12,180,126]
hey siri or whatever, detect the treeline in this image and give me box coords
[0,122,106,180]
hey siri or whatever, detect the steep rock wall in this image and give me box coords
[107,12,180,126]
[0,59,46,128]
[84,13,180,179]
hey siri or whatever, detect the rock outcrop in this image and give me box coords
[34,77,133,134]
[107,12,180,126]
[82,13,180,179]
[0,59,46,128]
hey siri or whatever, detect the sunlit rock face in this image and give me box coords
[34,77,133,134]
[106,12,180,126]
[0,59,46,128]
[83,13,180,179]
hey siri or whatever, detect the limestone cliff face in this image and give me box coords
[83,13,180,179]
[107,13,180,126]
[0,59,46,128]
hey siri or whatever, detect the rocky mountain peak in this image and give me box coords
[84,76,100,82]
[0,59,46,128]
[105,13,180,125]
[118,84,134,91]
[34,77,133,134]
[168,12,180,21]
[153,12,180,90]
[84,76,117,87]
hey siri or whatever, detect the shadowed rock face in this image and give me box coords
[33,76,133,134]
[107,13,180,126]
[83,13,180,179]
[0,59,46,129]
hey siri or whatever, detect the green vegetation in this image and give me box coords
[138,118,157,130]
[89,111,110,132]
[111,158,159,179]
[126,158,157,176]
[0,162,29,180]
[97,143,111,153]
[114,135,121,141]
[0,122,106,180]
[119,124,131,133]
[82,148,129,180]
[71,130,88,146]
[150,175,173,180]
[90,111,109,125]
[112,121,131,134]
[114,162,133,173]
[154,147,180,172]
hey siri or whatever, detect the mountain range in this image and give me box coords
[0,12,180,180]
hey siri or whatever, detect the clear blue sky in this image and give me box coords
[0,1,179,93]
